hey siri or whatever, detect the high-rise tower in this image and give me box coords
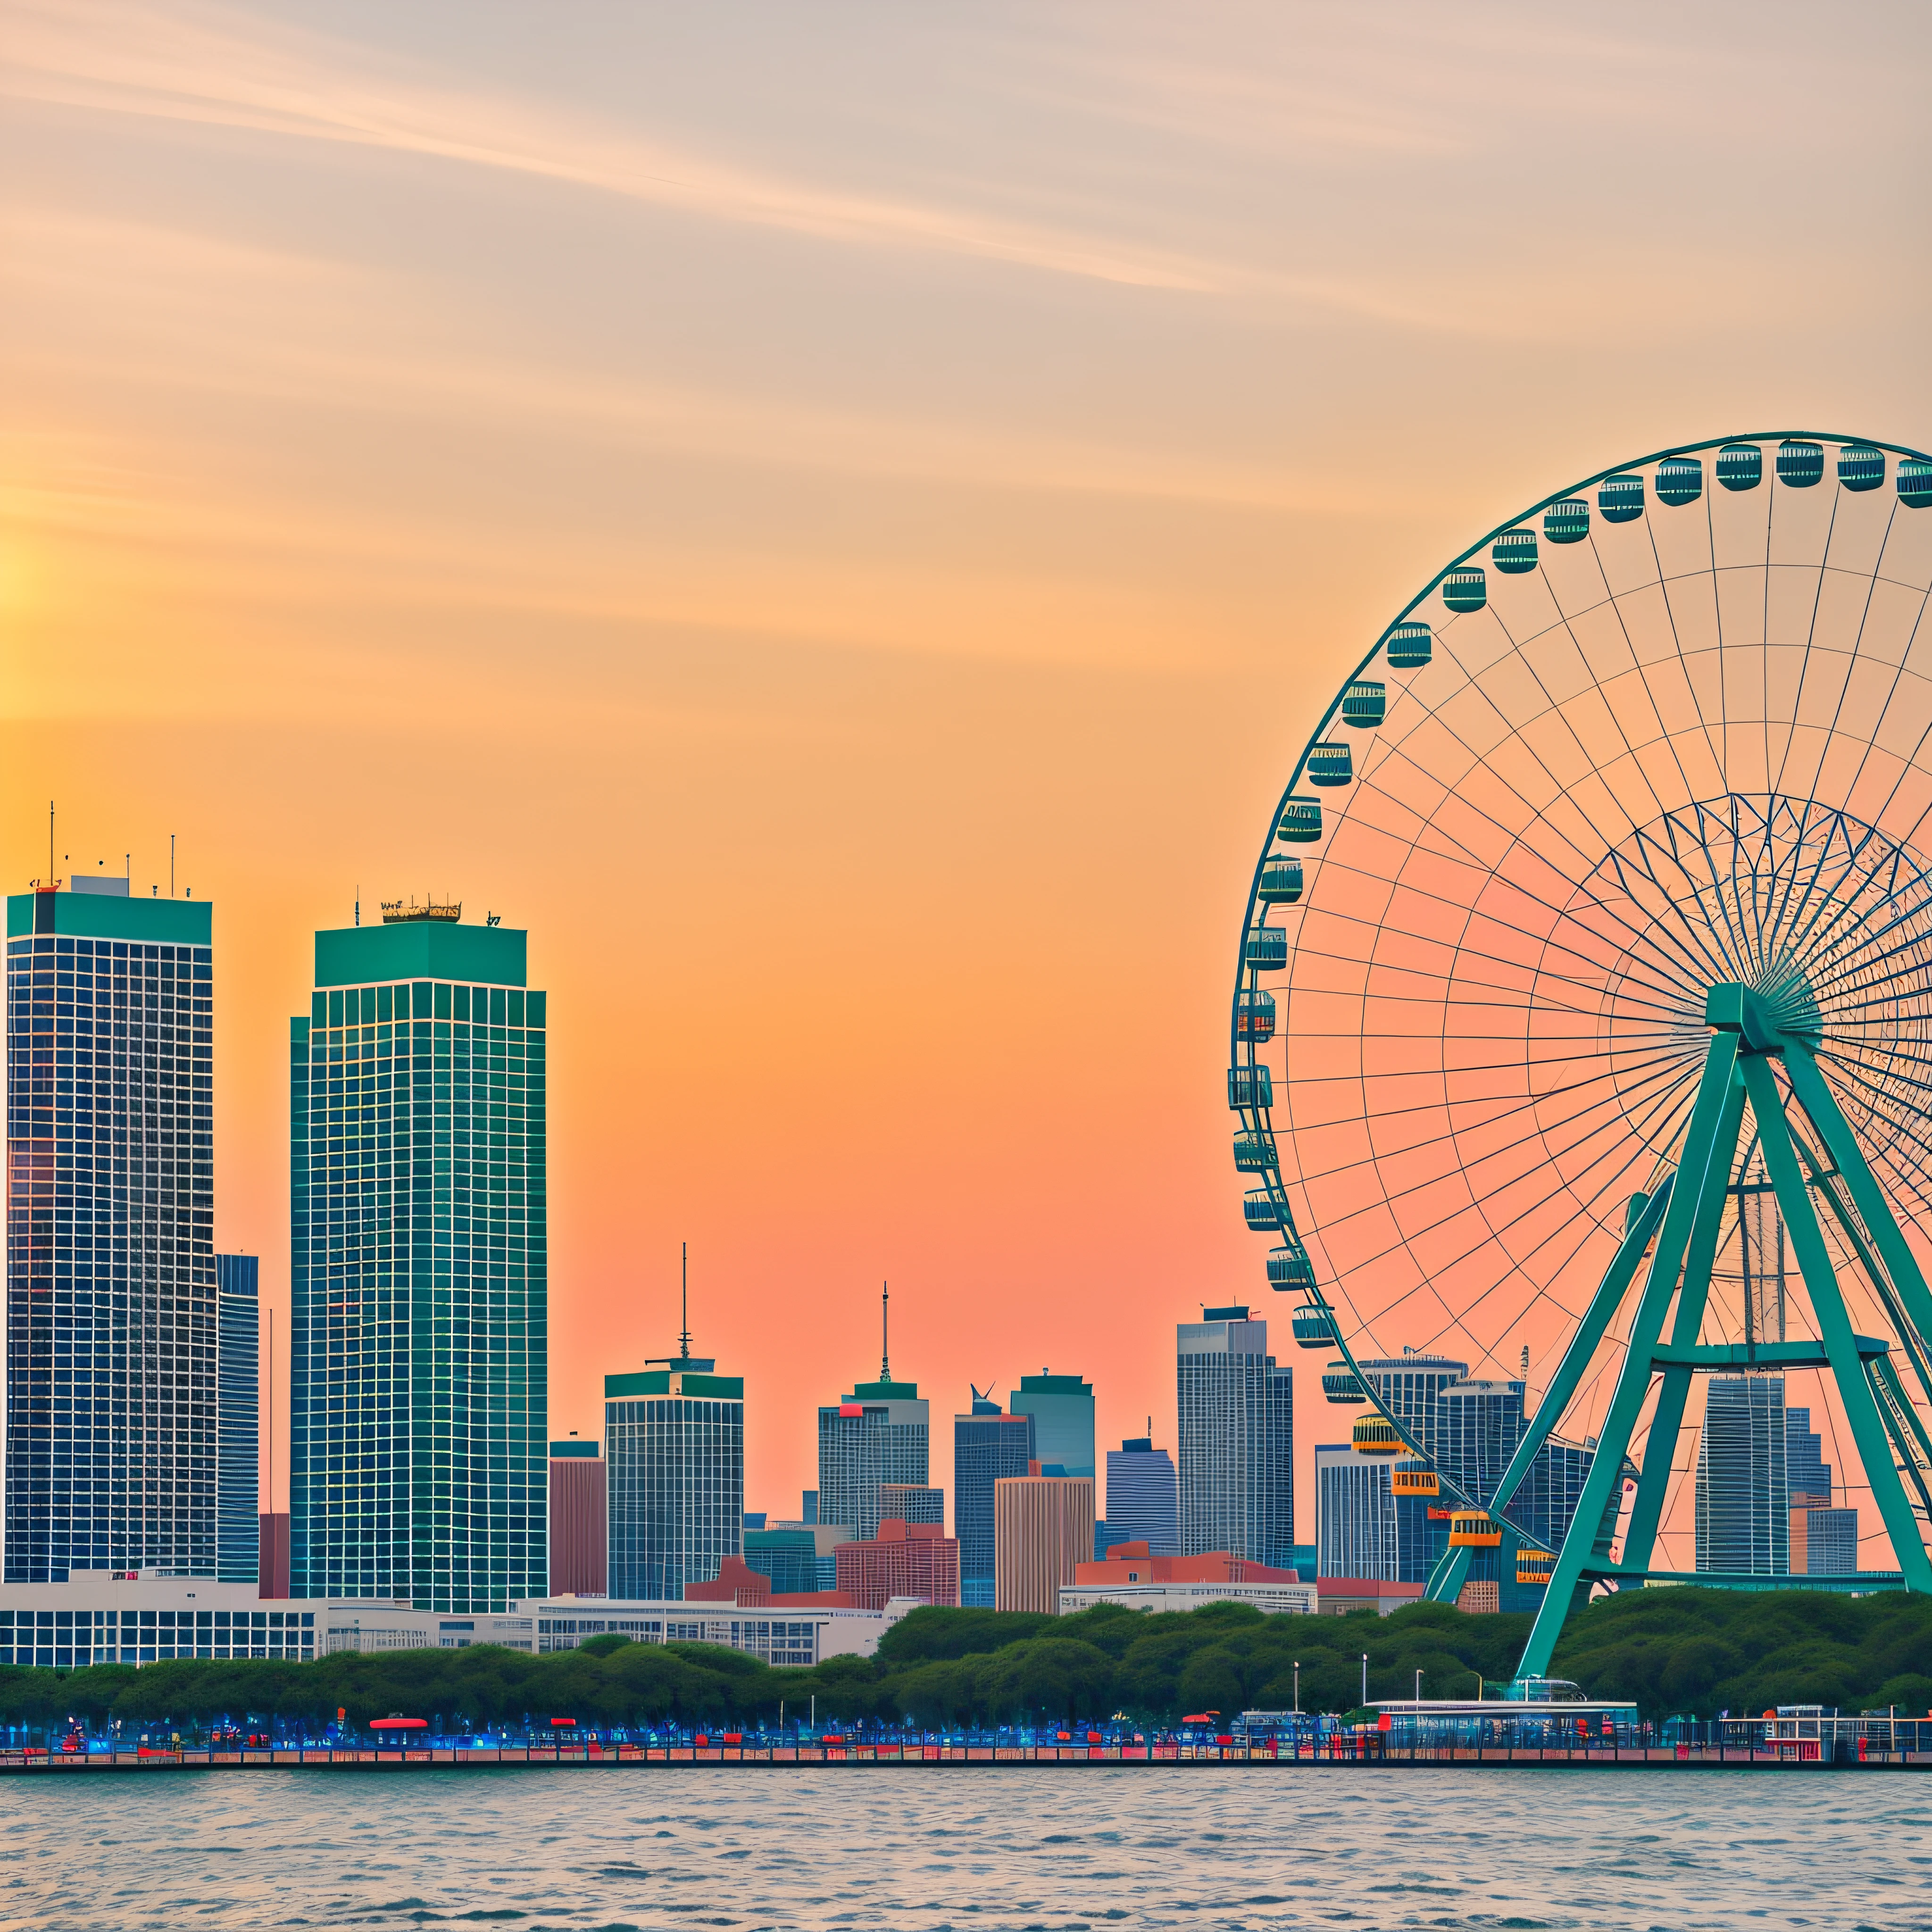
[1696,1374,1789,1574]
[604,1247,743,1599]
[1010,1371,1096,1480]
[817,1284,931,1543]
[6,877,214,1581]
[953,1388,1033,1607]
[1175,1305,1293,1566]
[288,907,547,1612]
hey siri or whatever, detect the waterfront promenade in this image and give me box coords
[8,1735,1927,1772]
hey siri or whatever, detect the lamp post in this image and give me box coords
[1360,1653,1368,1709]
[1292,1661,1300,1715]
[1415,1667,1423,1702]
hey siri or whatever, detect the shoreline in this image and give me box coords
[8,1744,1924,1774]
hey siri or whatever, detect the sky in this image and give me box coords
[4,0,1932,1545]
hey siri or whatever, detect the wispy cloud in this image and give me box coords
[2,0,1222,291]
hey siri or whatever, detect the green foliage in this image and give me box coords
[6,1591,1927,1731]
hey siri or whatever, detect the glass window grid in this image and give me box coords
[4,936,217,1581]
[290,980,547,1613]
[0,1604,313,1668]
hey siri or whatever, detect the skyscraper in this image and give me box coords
[953,1389,1033,1607]
[1175,1306,1293,1566]
[1696,1374,1789,1574]
[994,1464,1095,1612]
[6,879,215,1582]
[1104,1436,1179,1556]
[1356,1353,1469,1461]
[1435,1378,1528,1506]
[817,1289,929,1544]
[1785,1406,1833,1506]
[606,1360,744,1599]
[289,908,547,1612]
[1010,1371,1096,1480]
[1315,1442,1397,1578]
[216,1254,260,1585]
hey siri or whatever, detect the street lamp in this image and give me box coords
[1292,1661,1300,1715]
[1360,1653,1368,1709]
[1415,1667,1423,1703]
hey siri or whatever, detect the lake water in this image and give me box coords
[8,1766,1929,1931]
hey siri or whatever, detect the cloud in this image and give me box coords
[2,0,1221,291]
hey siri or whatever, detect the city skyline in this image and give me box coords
[9,3,1923,1560]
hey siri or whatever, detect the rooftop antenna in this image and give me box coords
[47,801,55,890]
[355,885,361,929]
[679,1241,691,1361]
[881,1281,890,1381]
[170,833,175,899]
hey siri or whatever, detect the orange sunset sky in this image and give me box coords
[5,1,1931,1532]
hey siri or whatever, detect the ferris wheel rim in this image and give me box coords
[1229,429,1932,1546]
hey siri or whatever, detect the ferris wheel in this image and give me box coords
[1231,432,1932,1674]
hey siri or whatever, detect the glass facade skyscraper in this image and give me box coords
[1175,1307,1293,1566]
[817,1377,929,1543]
[6,884,215,1582]
[1696,1374,1788,1574]
[216,1253,259,1584]
[1104,1437,1179,1556]
[953,1393,1033,1606]
[289,916,547,1612]
[606,1364,744,1599]
[1316,1443,1397,1577]
[1785,1405,1833,1505]
[1010,1371,1095,1479]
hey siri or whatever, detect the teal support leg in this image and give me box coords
[1866,1357,1932,1527]
[1483,1180,1673,1540]
[1739,1054,1932,1592]
[1517,1033,1742,1682]
[1621,1079,1747,1574]
[1424,1541,1471,1606]
[1784,1047,1932,1378]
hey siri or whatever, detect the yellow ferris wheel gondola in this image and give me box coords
[1391,1457,1438,1497]
[1516,1547,1556,1586]
[1351,1416,1405,1455]
[1448,1510,1501,1548]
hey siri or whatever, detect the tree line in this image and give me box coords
[5,1588,1929,1730]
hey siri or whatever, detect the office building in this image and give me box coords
[549,1438,607,1597]
[994,1463,1094,1612]
[1434,1377,1528,1506]
[6,880,215,1582]
[607,1359,744,1600]
[1316,1443,1397,1579]
[881,1483,944,1527]
[1791,1505,1857,1574]
[834,1517,960,1610]
[0,1576,314,1667]
[954,1390,1033,1607]
[1104,1436,1179,1556]
[1175,1307,1293,1566]
[216,1254,260,1584]
[289,910,547,1612]
[1356,1353,1469,1462]
[1696,1375,1788,1574]
[1786,1407,1833,1507]
[817,1309,930,1545]
[744,1524,831,1595]
[528,1593,921,1664]
[1010,1371,1096,1480]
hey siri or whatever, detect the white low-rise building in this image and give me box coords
[0,1578,923,1670]
[1058,1578,1318,1617]
[523,1592,925,1664]
[0,1576,317,1668]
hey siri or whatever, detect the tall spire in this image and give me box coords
[880,1280,890,1381]
[679,1241,691,1361]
